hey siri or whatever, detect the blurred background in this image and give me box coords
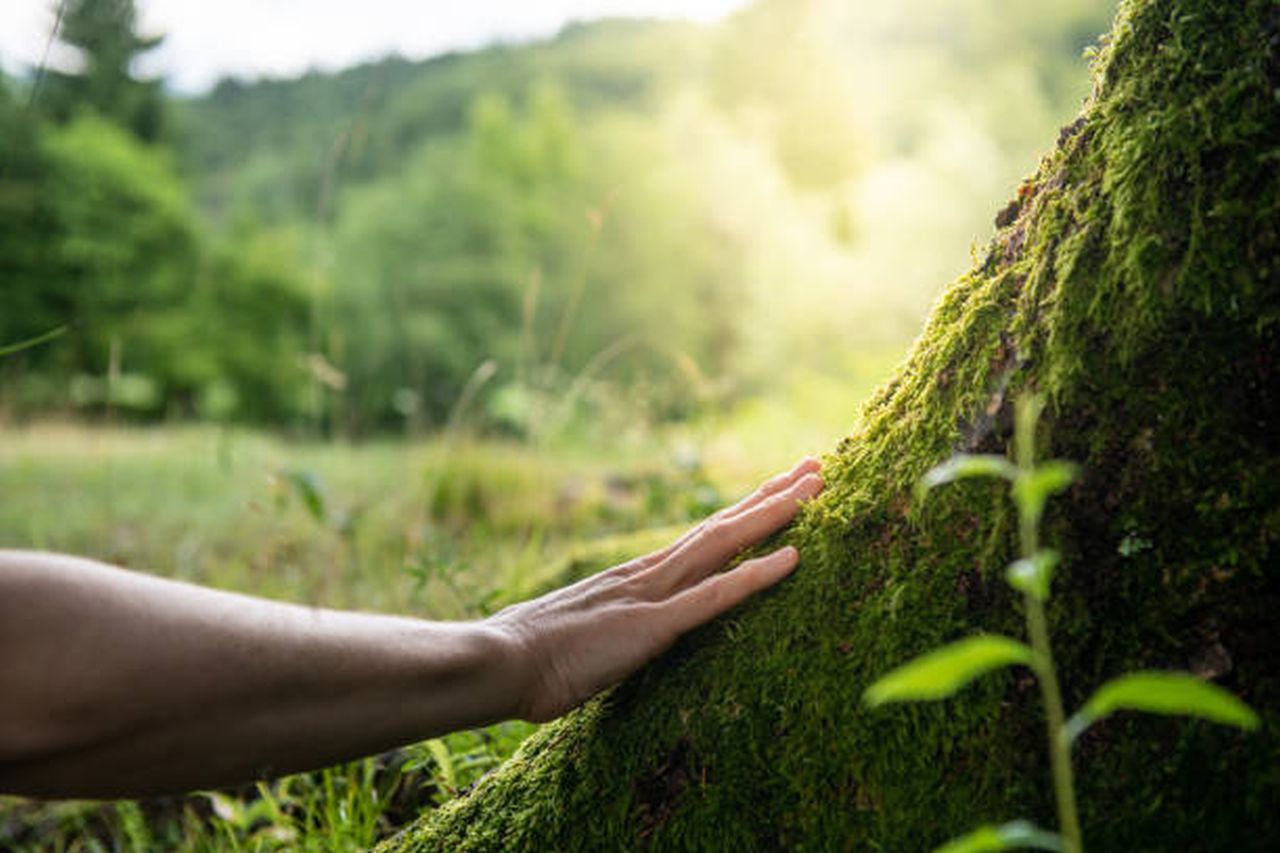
[0,0,1118,847]
[1,0,1114,444]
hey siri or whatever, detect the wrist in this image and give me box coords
[479,610,544,722]
[467,618,535,723]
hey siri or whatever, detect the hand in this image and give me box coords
[489,458,824,722]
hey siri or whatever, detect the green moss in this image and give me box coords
[382,0,1280,848]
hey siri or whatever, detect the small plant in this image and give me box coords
[864,395,1259,853]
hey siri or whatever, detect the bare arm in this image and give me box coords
[0,459,822,799]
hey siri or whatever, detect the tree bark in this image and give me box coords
[384,0,1280,848]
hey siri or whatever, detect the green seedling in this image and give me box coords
[866,395,1259,853]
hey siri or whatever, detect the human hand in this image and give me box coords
[489,457,824,722]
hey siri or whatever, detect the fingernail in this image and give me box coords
[787,456,813,473]
[773,546,800,573]
[796,472,824,495]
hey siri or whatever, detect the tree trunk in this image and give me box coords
[384,0,1280,848]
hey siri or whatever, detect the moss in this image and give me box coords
[382,0,1280,848]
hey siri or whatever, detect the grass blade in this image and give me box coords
[0,325,68,358]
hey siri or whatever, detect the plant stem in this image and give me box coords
[1021,511,1083,853]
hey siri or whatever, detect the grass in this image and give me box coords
[1,424,702,613]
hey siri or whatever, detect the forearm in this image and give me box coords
[0,551,519,798]
[0,458,823,800]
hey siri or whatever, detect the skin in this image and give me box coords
[0,457,822,800]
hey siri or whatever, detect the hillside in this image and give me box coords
[175,19,709,225]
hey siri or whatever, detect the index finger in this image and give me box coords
[626,457,821,575]
[649,472,822,591]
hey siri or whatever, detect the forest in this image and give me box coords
[3,0,1110,435]
[2,0,1276,850]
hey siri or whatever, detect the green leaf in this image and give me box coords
[283,469,328,523]
[1065,671,1260,743]
[1011,460,1078,522]
[864,635,1034,707]
[917,454,1018,500]
[1005,549,1059,601]
[936,821,1063,853]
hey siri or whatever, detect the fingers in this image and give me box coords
[499,463,820,721]
[661,546,799,636]
[652,471,822,591]
[626,457,821,576]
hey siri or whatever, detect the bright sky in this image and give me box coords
[1,0,748,93]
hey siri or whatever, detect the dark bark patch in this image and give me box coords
[632,737,699,840]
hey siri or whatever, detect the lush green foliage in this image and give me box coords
[326,84,744,432]
[3,0,1113,434]
[0,101,313,422]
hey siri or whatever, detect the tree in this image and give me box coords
[40,0,165,141]
[2,112,311,422]
[330,84,745,434]
[0,80,61,355]
[383,0,1280,848]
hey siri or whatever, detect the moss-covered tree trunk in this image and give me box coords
[385,0,1280,848]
